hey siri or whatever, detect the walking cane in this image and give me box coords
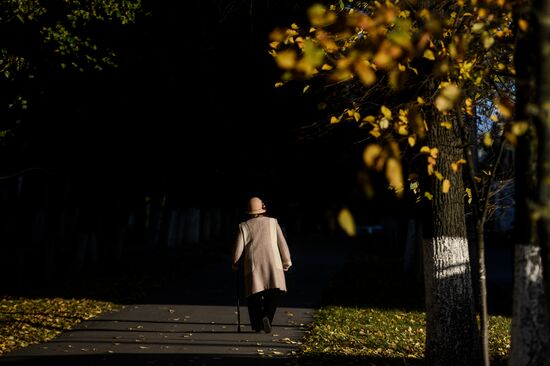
[235,267,241,333]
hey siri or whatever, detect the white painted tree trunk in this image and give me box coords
[423,236,478,366]
[423,100,479,366]
[510,245,550,366]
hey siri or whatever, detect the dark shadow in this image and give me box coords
[300,353,508,366]
[319,235,513,317]
[1,239,354,310]
[485,247,513,316]
[130,240,355,309]
[45,340,297,349]
[0,353,427,366]
[319,237,425,311]
[2,353,286,366]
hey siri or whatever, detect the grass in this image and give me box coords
[299,306,510,365]
[0,296,117,355]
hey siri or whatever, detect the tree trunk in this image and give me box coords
[476,221,490,366]
[423,110,479,366]
[510,2,550,363]
[534,0,550,325]
[510,245,550,366]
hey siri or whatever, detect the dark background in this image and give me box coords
[0,1,399,296]
[4,0,366,208]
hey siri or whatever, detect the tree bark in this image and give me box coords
[423,109,479,366]
[417,0,479,361]
[510,2,550,363]
[534,0,550,326]
[510,245,550,366]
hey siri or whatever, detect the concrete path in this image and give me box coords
[0,240,352,365]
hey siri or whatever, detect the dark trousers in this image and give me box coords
[247,289,281,331]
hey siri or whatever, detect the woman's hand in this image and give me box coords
[283,264,291,272]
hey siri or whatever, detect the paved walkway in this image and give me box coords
[0,240,352,365]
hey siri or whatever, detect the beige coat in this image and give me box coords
[232,216,292,297]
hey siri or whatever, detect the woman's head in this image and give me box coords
[247,196,266,215]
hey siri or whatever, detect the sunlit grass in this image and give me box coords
[0,296,118,354]
[300,306,511,365]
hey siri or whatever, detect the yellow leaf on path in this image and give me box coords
[330,116,341,124]
[270,41,280,49]
[321,64,333,71]
[430,147,439,158]
[354,112,361,122]
[424,191,433,200]
[417,97,425,104]
[440,121,452,129]
[303,85,310,93]
[451,162,458,172]
[275,82,284,88]
[337,208,356,237]
[408,135,416,147]
[434,171,443,181]
[442,179,451,193]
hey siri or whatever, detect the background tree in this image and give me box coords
[533,0,550,329]
[0,0,143,150]
[509,1,550,363]
[0,0,144,285]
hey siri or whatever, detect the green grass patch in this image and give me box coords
[0,296,118,354]
[300,306,511,365]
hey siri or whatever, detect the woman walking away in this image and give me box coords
[232,197,292,333]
